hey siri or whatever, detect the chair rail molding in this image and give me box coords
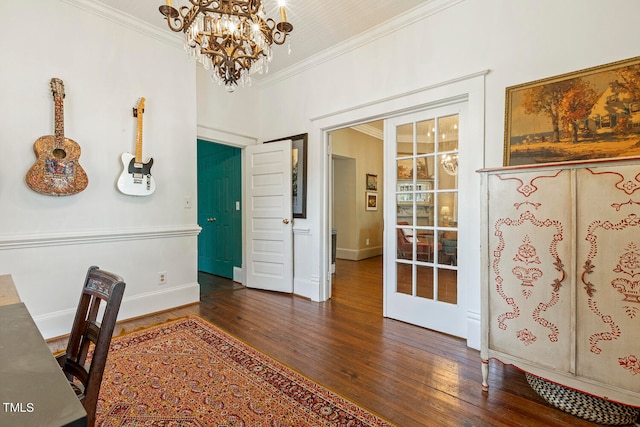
[0,225,202,250]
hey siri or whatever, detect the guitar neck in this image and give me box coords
[54,94,65,148]
[135,104,144,163]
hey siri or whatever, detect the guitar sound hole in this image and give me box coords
[52,148,67,159]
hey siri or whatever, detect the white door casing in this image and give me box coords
[244,141,294,292]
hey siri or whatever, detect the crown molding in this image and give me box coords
[351,123,384,140]
[259,0,466,88]
[59,0,182,47]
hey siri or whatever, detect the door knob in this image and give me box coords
[283,218,290,224]
[207,217,217,222]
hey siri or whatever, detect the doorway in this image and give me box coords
[330,122,384,300]
[328,107,466,337]
[197,140,242,279]
[319,73,486,346]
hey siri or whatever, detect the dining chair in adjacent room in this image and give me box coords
[56,266,126,427]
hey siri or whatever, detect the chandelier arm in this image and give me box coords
[271,27,290,45]
[161,5,195,32]
[265,18,291,45]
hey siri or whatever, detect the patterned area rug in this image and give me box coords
[97,316,395,426]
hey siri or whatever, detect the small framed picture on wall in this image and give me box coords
[366,173,377,191]
[366,192,378,211]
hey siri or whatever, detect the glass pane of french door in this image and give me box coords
[395,114,458,303]
[385,103,465,338]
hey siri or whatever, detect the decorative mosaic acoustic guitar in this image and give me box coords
[25,78,88,196]
[117,97,155,196]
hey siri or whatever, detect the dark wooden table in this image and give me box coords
[0,294,87,426]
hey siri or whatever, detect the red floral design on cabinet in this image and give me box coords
[488,170,571,373]
[480,159,640,407]
[577,166,640,393]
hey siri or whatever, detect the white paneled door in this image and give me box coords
[384,103,467,338]
[244,141,294,292]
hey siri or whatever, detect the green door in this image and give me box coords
[197,140,241,278]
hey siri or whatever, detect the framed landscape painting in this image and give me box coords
[504,56,640,166]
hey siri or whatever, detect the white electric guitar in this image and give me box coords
[117,97,156,196]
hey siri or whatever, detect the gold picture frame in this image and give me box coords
[366,173,377,191]
[504,56,640,166]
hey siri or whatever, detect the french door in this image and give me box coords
[384,103,467,338]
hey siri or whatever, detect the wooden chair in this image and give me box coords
[56,266,126,427]
[397,226,434,261]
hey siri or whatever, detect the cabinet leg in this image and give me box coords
[481,359,489,392]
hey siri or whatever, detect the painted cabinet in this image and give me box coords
[479,159,640,407]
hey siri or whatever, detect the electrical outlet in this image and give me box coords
[366,238,370,246]
[159,271,167,285]
[184,197,192,209]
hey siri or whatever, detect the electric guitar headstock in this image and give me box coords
[133,97,146,117]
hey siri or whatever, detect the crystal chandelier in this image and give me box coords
[159,0,293,92]
[440,153,458,176]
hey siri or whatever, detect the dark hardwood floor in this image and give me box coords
[49,257,632,426]
[194,257,613,427]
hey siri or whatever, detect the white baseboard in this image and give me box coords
[233,266,244,284]
[466,309,481,351]
[35,282,200,340]
[294,275,320,302]
[336,246,383,261]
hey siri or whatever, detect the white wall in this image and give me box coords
[196,66,260,147]
[196,0,640,346]
[0,0,199,338]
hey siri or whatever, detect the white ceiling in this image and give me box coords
[97,0,428,77]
